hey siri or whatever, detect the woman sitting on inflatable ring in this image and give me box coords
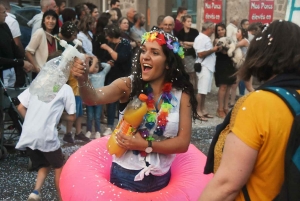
[71,26,200,192]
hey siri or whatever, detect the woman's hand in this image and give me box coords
[23,61,33,73]
[116,132,147,151]
[71,56,89,82]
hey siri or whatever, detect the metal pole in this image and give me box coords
[222,0,227,24]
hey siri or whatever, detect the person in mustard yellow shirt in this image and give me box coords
[199,20,300,201]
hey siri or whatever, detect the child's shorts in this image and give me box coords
[26,147,64,170]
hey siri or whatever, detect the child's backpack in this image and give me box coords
[204,87,300,201]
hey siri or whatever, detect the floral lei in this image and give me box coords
[141,27,184,59]
[138,82,173,143]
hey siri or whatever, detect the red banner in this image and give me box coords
[203,0,223,24]
[249,0,274,24]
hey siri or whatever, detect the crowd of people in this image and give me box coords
[0,0,299,200]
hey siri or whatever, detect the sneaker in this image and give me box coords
[103,128,112,136]
[95,132,101,139]
[75,132,91,142]
[85,131,92,138]
[63,133,74,144]
[27,190,41,201]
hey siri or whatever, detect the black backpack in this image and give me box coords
[205,87,300,201]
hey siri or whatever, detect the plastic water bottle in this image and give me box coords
[29,39,85,102]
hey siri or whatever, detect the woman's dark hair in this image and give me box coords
[111,7,122,20]
[214,22,226,39]
[62,8,76,23]
[247,22,264,35]
[75,3,85,20]
[77,15,94,33]
[95,14,110,34]
[238,27,248,39]
[130,28,199,120]
[86,2,97,14]
[240,19,249,27]
[104,24,121,38]
[41,9,59,35]
[239,20,300,82]
[61,21,78,39]
[181,14,192,23]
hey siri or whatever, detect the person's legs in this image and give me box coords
[43,148,64,200]
[26,148,51,200]
[238,80,246,96]
[94,105,102,132]
[74,96,90,141]
[107,101,117,128]
[245,76,255,92]
[230,76,240,106]
[54,168,63,201]
[217,84,227,118]
[34,167,51,192]
[86,106,94,132]
[224,85,231,114]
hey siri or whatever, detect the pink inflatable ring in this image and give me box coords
[60,136,213,201]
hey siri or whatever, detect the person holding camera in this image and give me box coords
[193,21,219,121]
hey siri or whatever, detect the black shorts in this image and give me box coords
[26,147,64,170]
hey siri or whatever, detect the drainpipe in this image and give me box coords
[222,0,227,23]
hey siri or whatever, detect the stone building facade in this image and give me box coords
[65,0,289,30]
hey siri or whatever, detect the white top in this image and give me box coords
[27,12,43,35]
[26,28,58,70]
[113,87,182,181]
[5,12,21,38]
[89,63,111,89]
[193,33,216,72]
[226,23,238,43]
[77,31,93,56]
[15,84,76,152]
[241,38,250,57]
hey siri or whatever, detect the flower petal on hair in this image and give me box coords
[155,33,166,45]
[172,41,180,53]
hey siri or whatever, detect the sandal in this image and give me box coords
[197,116,208,122]
[216,109,226,118]
[203,113,214,118]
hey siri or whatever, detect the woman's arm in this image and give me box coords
[25,51,39,73]
[199,133,258,201]
[236,39,249,48]
[71,57,131,106]
[116,92,192,154]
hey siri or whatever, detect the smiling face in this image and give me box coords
[139,41,167,83]
[44,15,57,32]
[217,25,226,37]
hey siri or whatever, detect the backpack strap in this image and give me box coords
[242,87,300,201]
[263,87,300,116]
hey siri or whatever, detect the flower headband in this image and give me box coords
[141,27,184,59]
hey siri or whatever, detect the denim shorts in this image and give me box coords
[75,96,83,117]
[110,162,171,192]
